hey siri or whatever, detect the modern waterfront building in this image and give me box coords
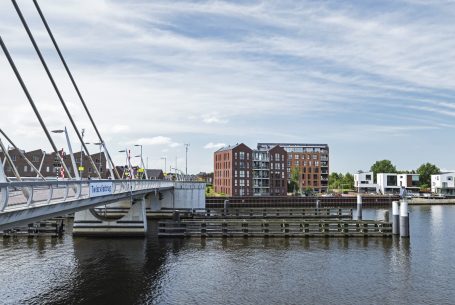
[431,173,455,195]
[214,143,287,196]
[252,145,287,196]
[257,143,329,193]
[377,173,419,194]
[213,143,253,196]
[354,172,378,193]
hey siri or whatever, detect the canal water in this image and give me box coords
[0,205,454,305]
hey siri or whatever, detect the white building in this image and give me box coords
[431,173,455,195]
[377,173,420,194]
[354,172,378,193]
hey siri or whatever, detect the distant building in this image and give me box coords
[213,143,253,196]
[145,169,164,180]
[196,172,213,184]
[354,172,378,193]
[431,173,455,195]
[257,143,329,193]
[377,173,419,194]
[0,148,108,179]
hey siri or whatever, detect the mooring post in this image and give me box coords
[400,199,410,238]
[383,210,390,223]
[392,201,400,235]
[356,194,362,220]
[224,199,229,216]
[173,210,181,223]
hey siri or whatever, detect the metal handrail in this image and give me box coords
[0,179,181,212]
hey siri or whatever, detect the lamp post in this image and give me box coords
[119,149,132,179]
[51,127,79,180]
[184,143,190,175]
[161,157,167,174]
[93,142,102,178]
[134,144,148,179]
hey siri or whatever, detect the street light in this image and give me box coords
[93,142,102,178]
[134,144,148,179]
[161,157,167,174]
[119,149,132,179]
[184,143,190,175]
[51,127,79,180]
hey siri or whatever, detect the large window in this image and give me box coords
[386,175,397,186]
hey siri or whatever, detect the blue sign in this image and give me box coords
[89,182,113,198]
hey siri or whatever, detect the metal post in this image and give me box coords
[224,199,230,215]
[33,0,120,180]
[185,143,190,175]
[383,210,390,223]
[37,150,45,178]
[12,1,99,179]
[0,36,73,180]
[316,199,320,209]
[356,194,362,220]
[400,199,410,238]
[0,152,7,183]
[63,127,80,180]
[392,201,400,235]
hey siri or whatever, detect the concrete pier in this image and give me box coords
[392,201,400,235]
[73,197,148,237]
[356,194,362,220]
[400,199,410,238]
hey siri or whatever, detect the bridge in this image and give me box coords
[0,179,206,235]
[0,1,206,236]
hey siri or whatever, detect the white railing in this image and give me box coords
[0,179,174,212]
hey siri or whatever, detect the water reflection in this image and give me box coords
[0,206,454,305]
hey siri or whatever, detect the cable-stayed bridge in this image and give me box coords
[0,0,206,235]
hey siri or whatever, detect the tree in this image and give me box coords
[329,172,344,190]
[342,173,354,190]
[417,163,440,187]
[288,166,301,194]
[370,160,397,182]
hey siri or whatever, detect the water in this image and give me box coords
[1,206,454,305]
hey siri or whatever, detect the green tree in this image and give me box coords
[342,173,354,190]
[417,163,440,186]
[289,166,300,194]
[329,172,343,190]
[370,160,397,182]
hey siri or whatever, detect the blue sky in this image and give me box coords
[1,0,455,174]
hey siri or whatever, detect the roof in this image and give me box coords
[216,143,252,152]
[146,169,164,177]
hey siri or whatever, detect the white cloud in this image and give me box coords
[133,136,179,147]
[202,113,228,124]
[204,142,226,149]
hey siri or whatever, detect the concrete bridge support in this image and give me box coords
[73,197,147,237]
[156,182,205,210]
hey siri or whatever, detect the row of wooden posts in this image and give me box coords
[157,195,409,238]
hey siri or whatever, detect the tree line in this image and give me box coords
[329,160,440,191]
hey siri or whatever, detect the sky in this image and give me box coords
[1,0,455,174]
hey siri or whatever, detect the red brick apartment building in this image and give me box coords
[214,143,288,196]
[214,143,253,196]
[258,143,329,193]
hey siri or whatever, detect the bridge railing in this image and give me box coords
[0,179,174,212]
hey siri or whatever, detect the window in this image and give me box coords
[46,166,50,173]
[313,155,317,160]
[240,171,245,178]
[239,152,245,160]
[386,175,397,186]
[366,174,371,180]
[235,170,238,177]
[275,153,280,160]
[289,154,293,160]
[295,161,299,166]
[295,154,300,159]
[24,166,28,172]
